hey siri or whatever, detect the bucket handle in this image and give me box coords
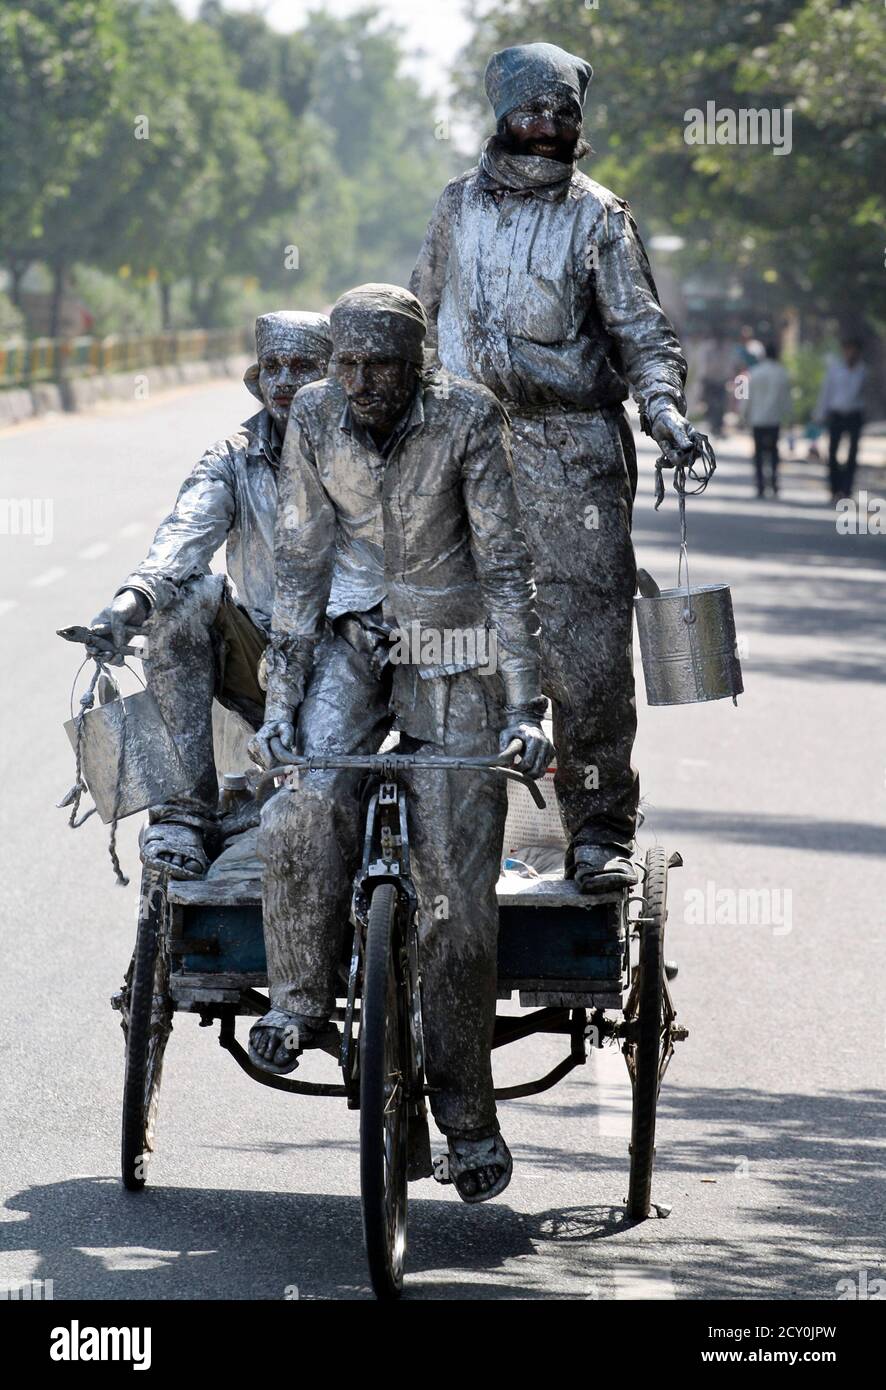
[677,533,697,626]
[653,432,717,627]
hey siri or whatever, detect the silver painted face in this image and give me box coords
[502,95,582,161]
[259,352,327,431]
[333,353,416,432]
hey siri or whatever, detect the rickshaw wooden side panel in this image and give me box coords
[166,874,627,1003]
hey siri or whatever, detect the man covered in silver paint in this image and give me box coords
[411,42,702,891]
[249,284,552,1202]
[88,311,332,878]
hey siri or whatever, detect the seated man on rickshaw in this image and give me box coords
[249,283,553,1202]
[87,310,332,878]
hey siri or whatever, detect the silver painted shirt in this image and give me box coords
[410,162,687,423]
[122,409,280,632]
[266,373,542,709]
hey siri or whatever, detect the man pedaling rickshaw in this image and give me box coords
[86,311,332,878]
[249,284,553,1203]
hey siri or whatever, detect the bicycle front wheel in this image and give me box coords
[359,882,409,1299]
[121,867,173,1192]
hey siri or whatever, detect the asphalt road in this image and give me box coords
[1,380,884,1301]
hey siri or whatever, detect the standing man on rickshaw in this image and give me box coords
[249,283,552,1202]
[411,42,705,892]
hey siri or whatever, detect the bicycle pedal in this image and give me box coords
[407,1110,434,1181]
[315,1025,342,1060]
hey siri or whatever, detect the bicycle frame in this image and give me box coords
[340,774,420,1100]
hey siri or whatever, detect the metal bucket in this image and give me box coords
[634,578,743,706]
[64,688,192,824]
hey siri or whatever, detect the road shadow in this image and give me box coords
[4,1078,883,1300]
[641,806,886,856]
[500,1081,886,1298]
[0,1175,551,1301]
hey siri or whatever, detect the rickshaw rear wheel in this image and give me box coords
[359,882,409,1299]
[121,868,172,1192]
[625,846,667,1220]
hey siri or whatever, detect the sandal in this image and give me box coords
[139,822,208,881]
[573,843,638,893]
[248,1008,337,1076]
[447,1127,513,1204]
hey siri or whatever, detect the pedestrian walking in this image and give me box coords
[816,339,867,501]
[747,342,793,497]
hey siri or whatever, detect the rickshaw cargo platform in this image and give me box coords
[164,871,628,1013]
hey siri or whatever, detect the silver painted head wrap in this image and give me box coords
[330,283,427,365]
[244,310,332,400]
[484,42,593,123]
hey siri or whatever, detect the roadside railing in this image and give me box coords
[0,327,251,387]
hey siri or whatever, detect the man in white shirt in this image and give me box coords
[816,339,867,501]
[747,342,793,497]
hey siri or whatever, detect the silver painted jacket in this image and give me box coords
[409,164,687,424]
[265,374,542,710]
[122,409,280,631]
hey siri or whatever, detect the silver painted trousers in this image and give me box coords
[258,628,507,1134]
[142,573,266,832]
[508,405,639,859]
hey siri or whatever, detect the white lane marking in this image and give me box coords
[593,1042,632,1138]
[78,541,109,561]
[29,566,66,587]
[613,1265,676,1299]
[120,522,147,539]
[0,600,18,619]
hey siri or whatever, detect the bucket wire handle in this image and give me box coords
[676,482,695,625]
[653,432,716,626]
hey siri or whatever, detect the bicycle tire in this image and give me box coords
[121,870,172,1192]
[626,846,667,1219]
[359,882,409,1299]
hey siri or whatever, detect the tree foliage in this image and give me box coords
[2,0,877,339]
[0,1,455,331]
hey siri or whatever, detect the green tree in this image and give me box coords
[31,0,312,330]
[0,0,125,309]
[293,8,459,297]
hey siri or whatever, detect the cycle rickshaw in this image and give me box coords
[114,735,688,1300]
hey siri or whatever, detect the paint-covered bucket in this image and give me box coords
[634,573,743,706]
[65,687,191,823]
[636,437,740,705]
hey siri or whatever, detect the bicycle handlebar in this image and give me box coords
[260,735,547,809]
[265,734,525,771]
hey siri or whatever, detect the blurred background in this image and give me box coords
[1,0,884,425]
